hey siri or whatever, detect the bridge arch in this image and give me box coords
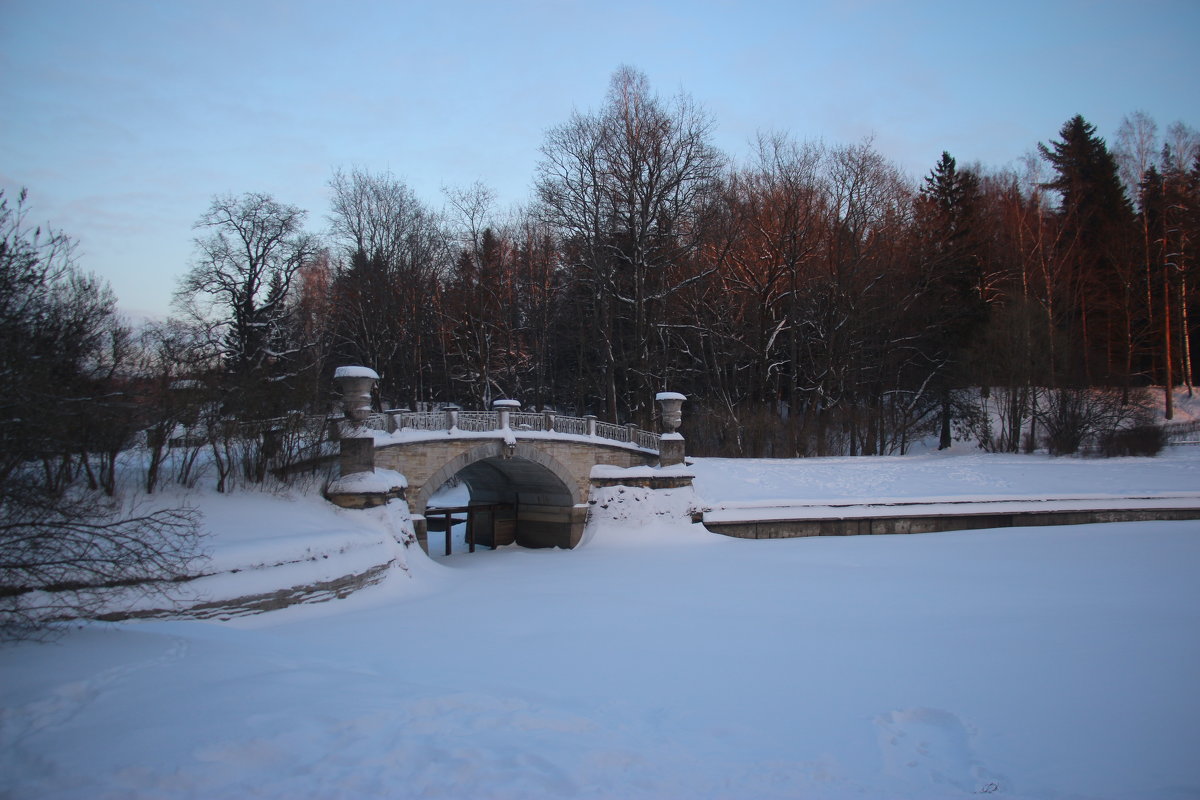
[415,441,582,513]
[413,442,588,550]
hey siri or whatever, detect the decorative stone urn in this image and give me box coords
[655,391,687,466]
[334,365,379,425]
[333,366,380,477]
[656,392,686,433]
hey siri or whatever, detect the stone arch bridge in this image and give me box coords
[353,404,687,550]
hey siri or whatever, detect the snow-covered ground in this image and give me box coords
[693,448,1200,522]
[3,448,1200,799]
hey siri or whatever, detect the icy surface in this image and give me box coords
[4,449,1200,799]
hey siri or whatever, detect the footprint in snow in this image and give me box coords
[875,707,1004,794]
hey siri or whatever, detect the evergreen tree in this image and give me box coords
[1039,115,1136,382]
[914,152,987,448]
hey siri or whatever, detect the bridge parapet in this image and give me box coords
[364,409,661,452]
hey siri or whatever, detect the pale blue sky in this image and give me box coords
[2,0,1196,318]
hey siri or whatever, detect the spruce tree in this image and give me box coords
[915,151,986,449]
[1039,115,1136,382]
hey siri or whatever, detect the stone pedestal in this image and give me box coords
[659,433,686,467]
[328,366,387,510]
[656,391,687,467]
[338,435,375,477]
[333,365,380,479]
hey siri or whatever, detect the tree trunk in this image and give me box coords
[1164,262,1174,420]
[938,389,953,450]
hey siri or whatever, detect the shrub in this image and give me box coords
[1038,387,1157,456]
[1099,425,1167,457]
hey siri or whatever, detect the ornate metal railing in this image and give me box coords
[1164,419,1200,446]
[360,407,661,452]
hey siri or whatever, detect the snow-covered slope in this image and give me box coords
[85,486,416,620]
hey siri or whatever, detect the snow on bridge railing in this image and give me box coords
[359,408,661,452]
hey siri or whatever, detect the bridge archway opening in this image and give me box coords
[420,448,585,552]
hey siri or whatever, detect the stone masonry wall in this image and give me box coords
[375,436,657,513]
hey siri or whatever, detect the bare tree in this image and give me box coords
[445,180,498,258]
[326,169,451,407]
[684,134,826,452]
[795,139,915,455]
[1161,124,1200,393]
[442,182,511,405]
[1116,111,1162,357]
[1115,111,1160,198]
[137,318,222,493]
[1163,121,1200,175]
[537,105,620,415]
[536,66,724,421]
[1,190,202,638]
[176,192,319,418]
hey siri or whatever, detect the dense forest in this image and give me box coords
[6,68,1200,469]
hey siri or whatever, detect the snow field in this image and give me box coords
[2,449,1200,799]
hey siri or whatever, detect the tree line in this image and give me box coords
[12,68,1200,470]
[161,68,1191,459]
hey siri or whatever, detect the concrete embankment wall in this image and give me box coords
[703,507,1200,539]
